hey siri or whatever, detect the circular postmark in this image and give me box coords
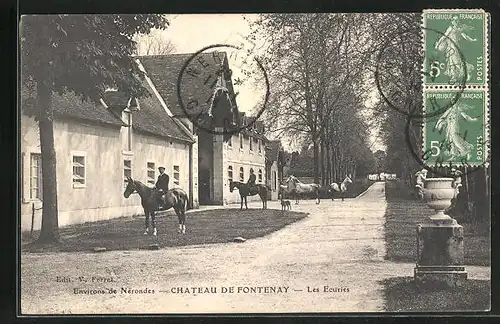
[176,44,270,136]
[403,106,488,177]
[374,26,468,120]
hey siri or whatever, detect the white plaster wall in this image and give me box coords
[222,133,266,204]
[20,114,192,232]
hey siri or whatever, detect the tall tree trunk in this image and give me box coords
[313,137,320,184]
[320,131,326,187]
[333,149,338,182]
[36,80,60,243]
[325,130,331,185]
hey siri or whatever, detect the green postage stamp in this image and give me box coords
[423,89,488,166]
[422,9,489,167]
[423,9,488,86]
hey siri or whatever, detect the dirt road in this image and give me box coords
[21,182,490,314]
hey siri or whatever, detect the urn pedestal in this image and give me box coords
[414,178,468,288]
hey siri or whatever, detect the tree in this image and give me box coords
[364,14,423,185]
[247,14,373,185]
[20,14,168,243]
[374,150,387,173]
[135,28,176,55]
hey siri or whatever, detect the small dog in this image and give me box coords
[281,200,292,211]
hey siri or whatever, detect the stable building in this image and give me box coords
[136,53,274,205]
[20,76,195,232]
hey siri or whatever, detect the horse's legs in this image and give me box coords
[177,200,187,234]
[245,196,248,209]
[173,207,182,233]
[240,196,244,210]
[180,207,186,234]
[144,209,150,235]
[316,191,320,204]
[151,211,157,236]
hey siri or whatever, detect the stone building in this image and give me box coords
[137,52,271,205]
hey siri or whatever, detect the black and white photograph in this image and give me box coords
[18,12,491,314]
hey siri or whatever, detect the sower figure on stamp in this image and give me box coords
[155,166,169,209]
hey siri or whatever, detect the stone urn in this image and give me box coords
[415,177,467,288]
[423,177,457,225]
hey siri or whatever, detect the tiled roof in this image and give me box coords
[53,93,127,127]
[21,87,126,127]
[238,113,267,141]
[130,78,193,143]
[100,78,193,143]
[21,81,193,143]
[137,53,271,142]
[137,53,234,118]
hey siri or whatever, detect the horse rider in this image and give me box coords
[155,166,170,208]
[247,168,257,191]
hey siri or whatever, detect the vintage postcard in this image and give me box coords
[19,12,491,315]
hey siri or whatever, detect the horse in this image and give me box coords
[285,175,321,205]
[329,175,353,202]
[229,181,269,210]
[123,176,189,235]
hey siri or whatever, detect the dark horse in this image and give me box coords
[229,181,269,210]
[123,176,189,235]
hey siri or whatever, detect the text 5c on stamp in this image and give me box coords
[423,9,488,87]
[422,89,488,166]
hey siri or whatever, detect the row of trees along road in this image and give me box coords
[21,14,170,244]
[245,13,400,186]
[247,13,489,222]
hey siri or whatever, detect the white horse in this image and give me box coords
[329,175,353,201]
[285,175,321,205]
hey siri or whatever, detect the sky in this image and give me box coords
[160,14,264,116]
[148,14,385,153]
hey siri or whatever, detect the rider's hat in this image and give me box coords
[158,166,165,171]
[250,168,254,173]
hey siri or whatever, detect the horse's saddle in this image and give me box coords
[248,184,260,195]
[156,189,169,208]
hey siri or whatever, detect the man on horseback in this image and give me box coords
[155,166,169,209]
[247,168,258,195]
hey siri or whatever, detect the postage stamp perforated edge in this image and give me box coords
[421,87,490,168]
[421,8,489,88]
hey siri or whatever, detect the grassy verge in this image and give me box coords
[22,208,308,253]
[381,277,490,312]
[384,181,490,266]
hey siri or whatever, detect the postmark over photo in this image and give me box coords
[176,43,270,136]
[422,89,488,166]
[423,9,488,87]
